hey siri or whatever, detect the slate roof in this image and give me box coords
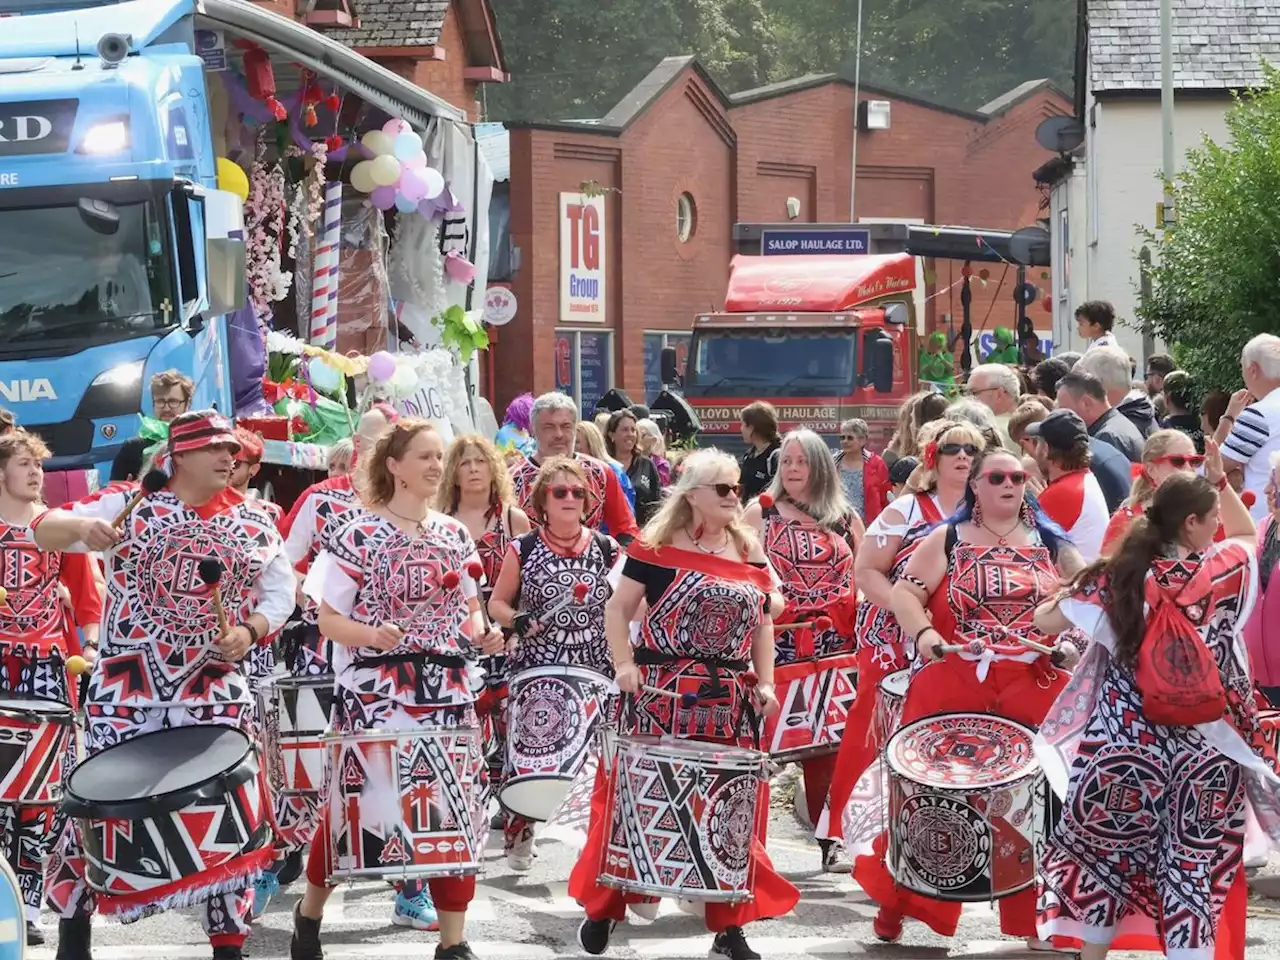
[326,0,449,49]
[1089,0,1280,91]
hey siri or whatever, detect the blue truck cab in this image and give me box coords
[0,0,245,485]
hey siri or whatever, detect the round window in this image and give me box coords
[676,193,697,243]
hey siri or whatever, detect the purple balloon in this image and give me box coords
[370,185,397,211]
[399,167,429,202]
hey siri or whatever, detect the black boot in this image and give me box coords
[290,900,324,960]
[26,921,44,946]
[212,947,243,960]
[55,913,92,960]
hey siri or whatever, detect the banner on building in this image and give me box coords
[559,193,606,323]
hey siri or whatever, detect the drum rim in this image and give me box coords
[63,726,258,820]
[879,670,911,695]
[0,693,73,719]
[321,724,482,743]
[612,733,768,765]
[885,710,1038,788]
[259,673,337,692]
[508,664,615,686]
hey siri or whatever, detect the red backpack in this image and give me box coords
[1135,566,1226,726]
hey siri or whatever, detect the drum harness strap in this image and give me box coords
[629,648,761,750]
[353,650,470,686]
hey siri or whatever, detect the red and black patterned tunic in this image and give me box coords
[509,452,639,540]
[475,506,514,590]
[761,504,856,662]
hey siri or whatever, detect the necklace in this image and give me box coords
[386,505,428,531]
[687,526,729,555]
[980,516,1023,546]
[542,525,583,550]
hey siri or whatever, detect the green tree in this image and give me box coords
[1137,63,1280,393]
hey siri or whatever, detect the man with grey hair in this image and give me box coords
[509,392,638,543]
[1219,333,1280,519]
[1076,346,1157,437]
[964,363,1021,452]
[1056,370,1145,462]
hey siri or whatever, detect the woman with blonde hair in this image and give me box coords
[1100,428,1211,555]
[634,417,671,486]
[570,449,796,960]
[745,429,863,870]
[883,392,927,466]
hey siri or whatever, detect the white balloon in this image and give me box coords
[420,166,445,200]
[362,130,394,157]
[370,154,402,187]
[349,160,377,194]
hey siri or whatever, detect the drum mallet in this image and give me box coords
[197,558,231,637]
[0,586,8,605]
[1012,634,1057,657]
[112,469,167,528]
[539,581,591,620]
[774,615,832,632]
[641,685,700,709]
[65,654,90,677]
[465,561,495,633]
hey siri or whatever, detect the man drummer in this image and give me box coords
[33,411,296,960]
[509,394,638,545]
[0,430,103,947]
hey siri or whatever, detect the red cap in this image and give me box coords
[168,412,240,456]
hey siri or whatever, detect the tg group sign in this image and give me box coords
[560,192,606,323]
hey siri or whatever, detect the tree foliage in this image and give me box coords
[1137,62,1280,393]
[485,0,1076,122]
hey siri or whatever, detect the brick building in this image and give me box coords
[250,0,507,120]
[484,57,1070,415]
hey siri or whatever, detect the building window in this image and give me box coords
[676,193,697,243]
[554,329,614,417]
[643,331,691,401]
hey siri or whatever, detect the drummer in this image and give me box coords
[438,434,531,830]
[742,428,863,872]
[569,449,795,960]
[291,419,505,960]
[854,446,1083,947]
[0,430,103,947]
[487,456,620,872]
[32,411,296,960]
[819,419,978,850]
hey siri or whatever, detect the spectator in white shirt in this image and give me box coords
[1219,333,1280,519]
[1024,409,1110,561]
[1076,300,1119,352]
[963,363,1021,452]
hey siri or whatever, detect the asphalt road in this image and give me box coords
[26,796,1280,960]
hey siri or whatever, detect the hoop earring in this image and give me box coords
[972,500,984,528]
[1020,498,1034,528]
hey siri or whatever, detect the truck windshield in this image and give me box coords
[0,199,174,355]
[683,329,857,398]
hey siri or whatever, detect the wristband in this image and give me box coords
[242,620,261,643]
[1221,413,1236,422]
[1213,474,1229,492]
[914,626,939,645]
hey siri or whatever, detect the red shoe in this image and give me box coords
[873,906,903,943]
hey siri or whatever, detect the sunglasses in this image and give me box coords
[981,470,1028,487]
[550,485,586,501]
[702,482,741,498]
[1152,454,1205,469]
[939,442,980,458]
[839,435,860,441]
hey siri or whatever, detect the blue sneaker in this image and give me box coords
[392,887,439,931]
[250,869,279,920]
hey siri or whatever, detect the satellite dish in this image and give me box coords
[1008,226,1052,267]
[1035,115,1085,154]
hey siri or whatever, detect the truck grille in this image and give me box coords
[25,419,95,457]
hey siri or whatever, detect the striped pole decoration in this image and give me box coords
[309,181,342,349]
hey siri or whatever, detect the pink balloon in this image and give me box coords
[382,118,412,138]
[367,351,397,383]
[370,185,397,210]
[404,152,428,170]
[399,167,429,202]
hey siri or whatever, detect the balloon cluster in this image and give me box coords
[366,350,420,397]
[349,118,445,214]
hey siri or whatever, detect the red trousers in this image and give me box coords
[822,646,904,841]
[800,753,836,827]
[852,656,1067,938]
[568,762,800,932]
[305,819,476,912]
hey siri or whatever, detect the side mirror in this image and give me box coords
[883,302,909,327]
[78,198,120,235]
[202,188,247,318]
[869,335,895,394]
[660,346,678,386]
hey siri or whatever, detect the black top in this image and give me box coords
[739,440,780,503]
[110,436,149,483]
[1161,412,1206,454]
[624,455,663,527]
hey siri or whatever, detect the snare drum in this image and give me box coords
[500,665,613,822]
[0,694,74,805]
[62,726,271,913]
[886,713,1046,902]
[325,726,487,882]
[763,653,858,762]
[875,670,911,746]
[599,735,768,903]
[257,674,336,796]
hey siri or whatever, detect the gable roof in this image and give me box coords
[599,56,730,129]
[1088,0,1280,92]
[978,78,1066,116]
[327,0,448,48]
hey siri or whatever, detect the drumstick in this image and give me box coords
[465,561,494,633]
[66,655,90,677]
[112,469,167,528]
[641,684,700,708]
[1012,634,1057,657]
[539,581,590,620]
[774,616,833,632]
[197,558,231,636]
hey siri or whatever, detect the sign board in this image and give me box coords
[194,29,228,71]
[977,329,1053,360]
[396,384,454,444]
[578,331,610,417]
[483,285,517,326]
[0,855,24,960]
[0,99,75,157]
[559,193,606,323]
[761,229,870,256]
[554,334,576,396]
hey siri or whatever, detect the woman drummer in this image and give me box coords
[438,435,531,821]
[1034,451,1273,960]
[1101,428,1212,555]
[743,428,864,872]
[487,456,620,872]
[569,449,795,960]
[818,420,981,850]
[856,446,1084,947]
[291,420,505,960]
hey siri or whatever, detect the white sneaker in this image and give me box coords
[507,826,535,872]
[628,900,660,921]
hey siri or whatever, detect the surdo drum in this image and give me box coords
[325,726,487,881]
[62,726,271,906]
[256,674,336,796]
[763,653,859,762]
[0,694,74,805]
[875,670,911,745]
[500,665,613,822]
[599,735,768,903]
[885,713,1048,902]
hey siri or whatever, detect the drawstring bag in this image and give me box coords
[1136,569,1226,726]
